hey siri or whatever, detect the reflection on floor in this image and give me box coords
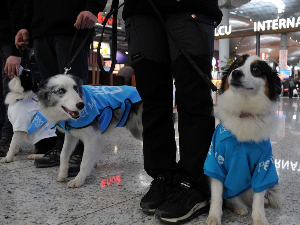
[0,97,300,225]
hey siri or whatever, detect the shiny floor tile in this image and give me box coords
[0,97,300,224]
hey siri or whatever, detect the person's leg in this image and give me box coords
[0,46,14,154]
[125,14,177,212]
[34,37,60,81]
[168,12,215,194]
[154,12,216,223]
[54,35,90,84]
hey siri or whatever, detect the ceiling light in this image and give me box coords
[251,0,285,14]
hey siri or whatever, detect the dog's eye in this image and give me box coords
[252,66,261,73]
[58,88,66,95]
[74,85,79,93]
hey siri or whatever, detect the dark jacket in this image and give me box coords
[0,0,24,56]
[20,0,107,39]
[122,0,223,25]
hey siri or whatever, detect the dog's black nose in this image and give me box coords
[76,102,85,110]
[232,70,244,80]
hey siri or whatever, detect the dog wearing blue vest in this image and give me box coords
[1,68,56,163]
[36,74,143,188]
[205,55,282,225]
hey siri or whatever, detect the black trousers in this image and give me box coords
[34,35,89,83]
[0,45,14,138]
[125,12,215,193]
[34,35,90,153]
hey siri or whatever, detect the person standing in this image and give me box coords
[15,0,107,175]
[123,0,222,223]
[0,0,24,157]
[288,76,295,98]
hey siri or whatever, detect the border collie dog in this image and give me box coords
[1,69,56,163]
[204,55,282,225]
[37,74,143,188]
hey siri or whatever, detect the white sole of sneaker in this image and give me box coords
[140,207,156,213]
[160,200,208,223]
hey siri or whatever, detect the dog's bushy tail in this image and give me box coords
[265,185,282,209]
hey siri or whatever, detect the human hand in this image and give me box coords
[15,29,29,50]
[74,11,97,29]
[4,56,21,79]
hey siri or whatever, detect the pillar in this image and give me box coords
[279,33,288,70]
[219,7,230,71]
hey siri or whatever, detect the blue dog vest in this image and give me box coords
[204,123,278,199]
[53,85,141,134]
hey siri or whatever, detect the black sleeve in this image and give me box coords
[85,0,108,16]
[6,0,25,56]
[20,0,33,32]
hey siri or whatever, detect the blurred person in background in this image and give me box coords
[116,65,134,85]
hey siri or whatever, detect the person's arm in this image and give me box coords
[15,0,32,50]
[74,0,108,29]
[5,0,24,78]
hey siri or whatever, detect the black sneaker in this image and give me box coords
[34,149,61,168]
[68,154,82,177]
[0,136,11,156]
[155,180,209,224]
[140,175,174,213]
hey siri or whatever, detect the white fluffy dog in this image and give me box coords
[204,55,282,225]
[37,74,143,188]
[1,70,56,163]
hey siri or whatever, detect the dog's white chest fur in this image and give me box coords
[215,88,278,142]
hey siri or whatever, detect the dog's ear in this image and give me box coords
[219,71,229,95]
[71,76,83,87]
[258,61,282,101]
[71,75,84,97]
[37,81,51,104]
[267,71,282,101]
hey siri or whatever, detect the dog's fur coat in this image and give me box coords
[1,70,56,163]
[37,74,143,188]
[206,55,282,225]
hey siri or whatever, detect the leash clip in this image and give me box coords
[63,67,71,75]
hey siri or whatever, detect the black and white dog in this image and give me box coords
[1,69,56,163]
[205,55,282,225]
[37,74,143,188]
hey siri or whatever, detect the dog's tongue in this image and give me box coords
[239,112,252,118]
[65,108,79,118]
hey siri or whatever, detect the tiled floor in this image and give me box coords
[0,97,300,225]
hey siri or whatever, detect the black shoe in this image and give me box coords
[0,136,11,156]
[34,149,61,168]
[0,150,6,157]
[68,154,82,177]
[140,175,174,214]
[155,180,209,224]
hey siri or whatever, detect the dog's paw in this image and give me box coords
[233,206,248,215]
[253,219,269,225]
[0,157,13,163]
[206,216,221,225]
[57,174,67,182]
[67,178,85,188]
